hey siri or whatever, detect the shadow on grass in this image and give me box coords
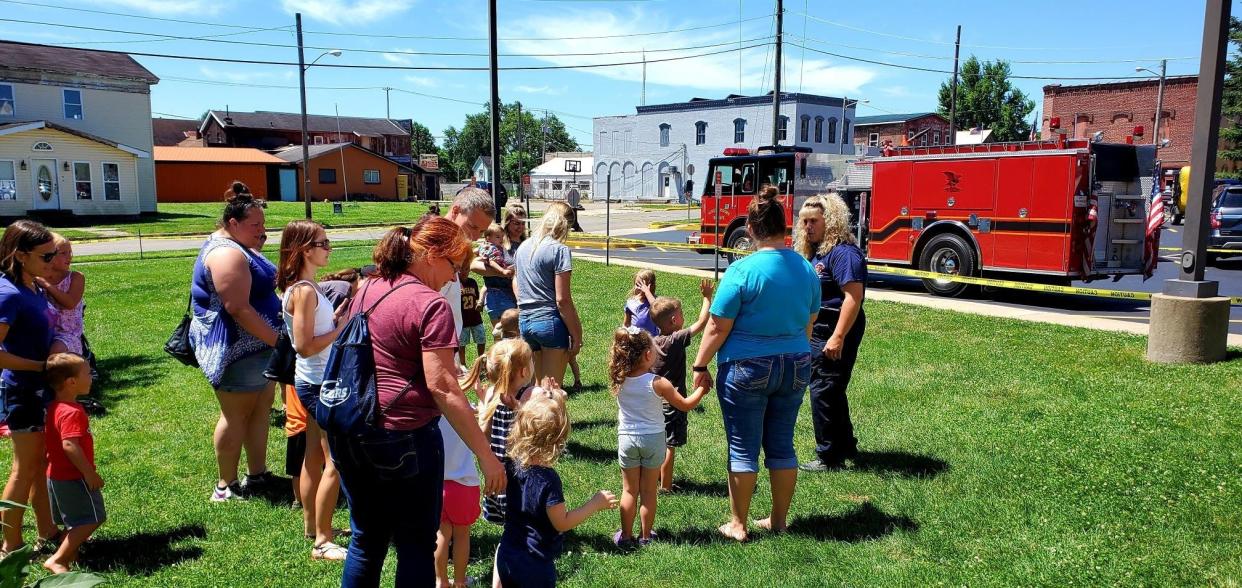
[672,478,728,497]
[572,418,616,432]
[243,475,298,507]
[854,450,950,478]
[89,354,166,412]
[79,524,206,576]
[564,440,615,464]
[659,502,917,546]
[566,382,607,397]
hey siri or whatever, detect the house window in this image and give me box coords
[0,161,15,200]
[552,180,563,190]
[319,168,337,184]
[827,118,838,144]
[814,116,824,143]
[933,130,941,145]
[313,136,324,145]
[733,118,746,143]
[363,169,380,184]
[0,84,13,116]
[32,141,52,152]
[919,129,928,146]
[799,115,810,142]
[659,123,670,147]
[868,132,879,147]
[842,120,850,144]
[73,162,92,199]
[102,162,120,200]
[695,121,707,145]
[579,181,590,190]
[777,116,788,141]
[63,89,83,120]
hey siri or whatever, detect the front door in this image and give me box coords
[279,168,298,201]
[31,159,60,210]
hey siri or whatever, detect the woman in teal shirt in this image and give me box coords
[692,187,821,542]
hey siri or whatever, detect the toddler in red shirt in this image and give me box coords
[42,353,105,574]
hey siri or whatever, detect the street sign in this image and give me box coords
[564,159,582,173]
[522,174,531,186]
[714,170,723,198]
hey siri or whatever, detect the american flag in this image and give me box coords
[1142,168,1165,279]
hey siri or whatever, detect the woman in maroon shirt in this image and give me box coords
[329,217,504,588]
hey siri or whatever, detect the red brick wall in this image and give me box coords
[855,115,951,149]
[1042,77,1197,171]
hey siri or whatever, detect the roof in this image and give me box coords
[853,112,945,126]
[634,92,845,115]
[1043,75,1197,93]
[531,155,594,176]
[955,128,994,145]
[273,142,425,173]
[155,146,286,164]
[203,110,409,137]
[474,155,493,167]
[152,118,202,147]
[0,120,148,157]
[0,41,158,84]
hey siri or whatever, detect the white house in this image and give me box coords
[592,92,856,201]
[0,41,159,217]
[470,155,494,184]
[529,152,592,200]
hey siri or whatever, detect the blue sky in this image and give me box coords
[0,0,1220,149]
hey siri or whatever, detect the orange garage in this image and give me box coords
[155,147,291,202]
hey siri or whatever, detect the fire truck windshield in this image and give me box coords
[759,159,793,194]
[708,162,757,196]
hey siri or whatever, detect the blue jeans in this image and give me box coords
[519,313,569,351]
[716,353,812,473]
[329,421,445,588]
[294,380,321,425]
[484,288,517,322]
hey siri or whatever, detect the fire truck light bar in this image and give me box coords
[722,147,750,156]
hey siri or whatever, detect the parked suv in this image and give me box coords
[1208,185,1242,264]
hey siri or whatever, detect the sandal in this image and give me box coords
[35,531,65,555]
[311,542,348,561]
[305,528,352,541]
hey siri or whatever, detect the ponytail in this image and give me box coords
[747,184,785,241]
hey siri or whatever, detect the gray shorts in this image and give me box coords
[618,432,666,469]
[48,478,106,529]
[217,350,275,393]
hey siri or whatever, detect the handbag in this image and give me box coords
[164,296,198,367]
[264,324,297,385]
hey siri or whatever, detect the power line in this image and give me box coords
[786,32,1195,65]
[59,24,292,47]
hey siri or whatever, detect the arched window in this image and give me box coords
[733,118,746,143]
[695,121,707,145]
[659,123,671,147]
[827,118,838,144]
[842,120,851,145]
[777,115,789,141]
[814,116,824,143]
[799,115,810,142]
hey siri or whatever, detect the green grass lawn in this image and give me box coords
[5,250,1241,586]
[23,201,432,239]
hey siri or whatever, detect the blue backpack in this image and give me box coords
[317,280,418,436]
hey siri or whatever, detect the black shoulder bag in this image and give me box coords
[164,296,198,367]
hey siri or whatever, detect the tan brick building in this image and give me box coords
[1042,76,1198,185]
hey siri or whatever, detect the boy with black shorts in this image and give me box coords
[648,279,713,493]
[42,353,104,574]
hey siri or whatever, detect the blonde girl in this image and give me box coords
[622,269,659,337]
[608,327,706,547]
[36,233,85,355]
[512,201,582,387]
[495,387,617,587]
[459,338,535,525]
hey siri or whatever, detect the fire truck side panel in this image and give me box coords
[1027,154,1077,273]
[868,160,913,263]
[911,158,998,211]
[991,157,1034,270]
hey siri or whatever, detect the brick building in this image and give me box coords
[852,112,950,151]
[199,110,415,164]
[1042,76,1197,185]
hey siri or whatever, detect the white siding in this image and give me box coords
[0,127,139,216]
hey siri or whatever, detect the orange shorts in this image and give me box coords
[441,480,481,526]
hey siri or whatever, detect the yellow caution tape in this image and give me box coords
[1160,246,1238,254]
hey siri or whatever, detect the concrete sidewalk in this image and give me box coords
[574,252,1242,348]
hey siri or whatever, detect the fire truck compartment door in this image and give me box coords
[911,159,997,211]
[991,157,1034,270]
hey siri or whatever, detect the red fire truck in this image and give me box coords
[689,137,1158,297]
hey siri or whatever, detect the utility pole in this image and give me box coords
[487,0,502,221]
[296,13,311,219]
[517,102,524,210]
[771,0,783,146]
[1153,59,1167,146]
[541,111,549,163]
[839,96,848,155]
[383,87,392,119]
[948,24,961,145]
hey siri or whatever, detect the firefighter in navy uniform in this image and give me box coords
[793,194,866,471]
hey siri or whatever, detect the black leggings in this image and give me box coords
[808,312,865,461]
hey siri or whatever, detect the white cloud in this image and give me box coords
[500,7,876,97]
[514,85,565,96]
[281,0,415,26]
[403,75,440,88]
[879,85,912,97]
[198,66,281,84]
[76,0,226,15]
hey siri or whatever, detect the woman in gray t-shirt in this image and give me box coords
[513,202,582,386]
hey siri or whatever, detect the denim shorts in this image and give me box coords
[717,352,812,473]
[519,313,570,351]
[484,288,517,322]
[460,323,487,346]
[618,432,666,468]
[217,350,274,393]
[294,379,321,424]
[0,380,50,433]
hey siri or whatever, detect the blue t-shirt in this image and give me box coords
[624,298,659,337]
[710,249,821,364]
[500,462,566,562]
[0,275,52,390]
[810,243,868,312]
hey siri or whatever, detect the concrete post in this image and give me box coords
[1147,294,1230,363]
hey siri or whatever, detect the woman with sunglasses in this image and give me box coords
[278,220,349,560]
[0,219,62,557]
[190,182,282,503]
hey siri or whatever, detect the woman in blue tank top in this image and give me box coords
[189,181,281,502]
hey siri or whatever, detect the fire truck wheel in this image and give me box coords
[724,226,754,263]
[918,233,977,298]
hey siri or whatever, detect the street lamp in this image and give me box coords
[1136,60,1167,149]
[840,97,868,154]
[297,11,342,218]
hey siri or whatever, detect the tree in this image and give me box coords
[438,102,579,182]
[1218,17,1242,174]
[408,120,436,159]
[937,56,1035,142]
